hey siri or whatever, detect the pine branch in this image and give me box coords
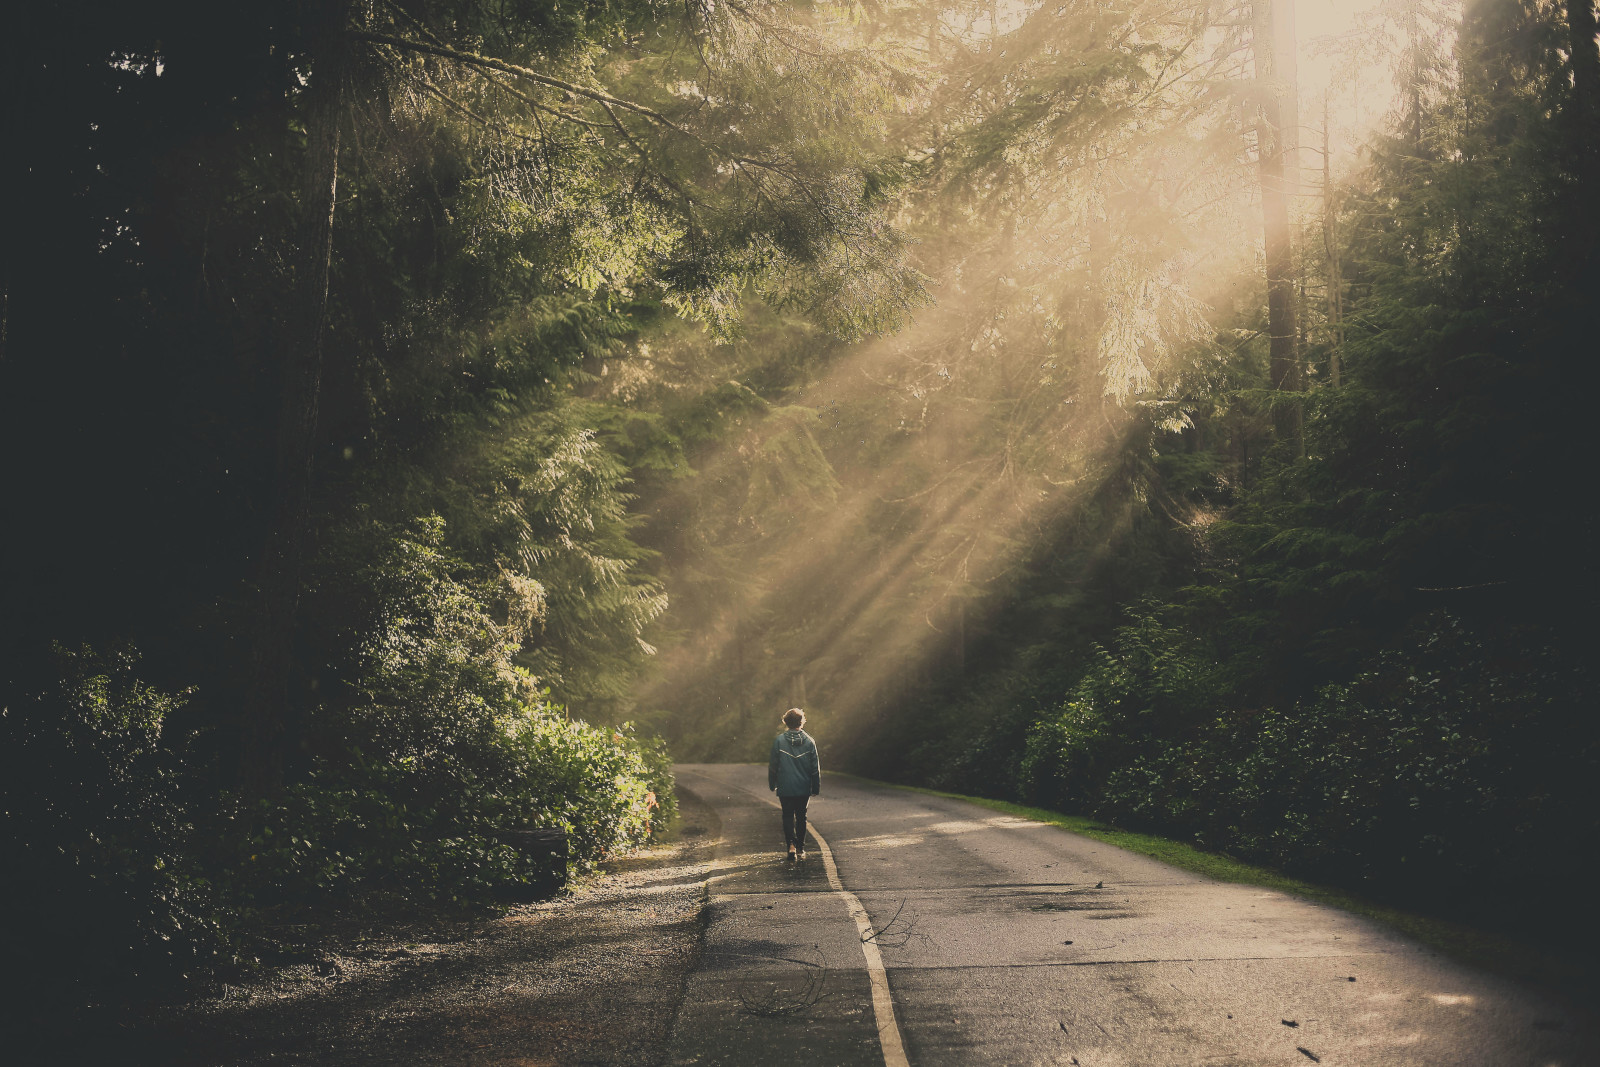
[352,31,699,138]
[414,74,544,147]
[724,1,827,59]
[373,0,609,130]
[354,31,803,184]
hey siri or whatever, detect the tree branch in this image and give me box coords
[356,30,806,188]
[353,31,695,136]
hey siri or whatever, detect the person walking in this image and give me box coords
[768,708,820,861]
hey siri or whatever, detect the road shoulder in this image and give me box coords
[834,772,1593,1001]
[97,791,721,1067]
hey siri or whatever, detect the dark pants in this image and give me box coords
[780,794,811,849]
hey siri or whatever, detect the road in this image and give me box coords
[667,764,1594,1067]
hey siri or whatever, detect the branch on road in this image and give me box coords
[860,899,926,950]
[737,945,833,1016]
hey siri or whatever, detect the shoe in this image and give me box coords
[796,849,807,861]
[786,848,797,862]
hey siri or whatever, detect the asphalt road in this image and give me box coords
[668,764,1595,1067]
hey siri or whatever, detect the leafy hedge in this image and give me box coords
[0,646,222,990]
[0,517,676,998]
[229,517,672,908]
[231,707,664,910]
[1019,610,1598,923]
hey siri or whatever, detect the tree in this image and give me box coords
[1253,0,1302,444]
[1568,0,1600,182]
[233,0,925,790]
[633,0,1266,755]
[240,0,354,797]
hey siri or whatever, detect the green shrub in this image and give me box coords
[626,729,680,833]
[0,646,222,995]
[235,704,660,908]
[230,517,666,908]
[0,511,675,998]
[2,514,678,1000]
[1018,610,1597,920]
[1019,609,1224,812]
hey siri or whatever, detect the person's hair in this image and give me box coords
[783,708,805,729]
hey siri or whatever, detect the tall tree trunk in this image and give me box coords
[953,598,966,677]
[1570,0,1600,183]
[239,11,349,797]
[1571,0,1600,113]
[1254,0,1302,443]
[1405,1,1425,148]
[1322,95,1343,387]
[733,610,747,729]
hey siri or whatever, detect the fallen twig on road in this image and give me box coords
[859,899,927,950]
[737,945,833,1017]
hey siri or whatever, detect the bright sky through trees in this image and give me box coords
[1297,0,1455,170]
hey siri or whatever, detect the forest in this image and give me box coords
[3,0,1597,1025]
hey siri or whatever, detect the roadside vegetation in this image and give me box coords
[3,0,913,1014]
[627,0,1600,958]
[5,0,1597,1026]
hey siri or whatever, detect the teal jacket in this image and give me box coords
[768,729,821,797]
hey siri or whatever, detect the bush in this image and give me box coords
[2,516,679,1001]
[233,704,661,908]
[627,729,679,832]
[1019,610,1225,813]
[0,645,221,997]
[1018,610,1599,924]
[230,517,668,909]
[1215,615,1598,902]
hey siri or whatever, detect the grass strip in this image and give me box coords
[832,772,1588,995]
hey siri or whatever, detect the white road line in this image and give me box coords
[721,773,910,1067]
[808,820,911,1067]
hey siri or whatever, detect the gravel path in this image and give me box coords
[102,791,721,1067]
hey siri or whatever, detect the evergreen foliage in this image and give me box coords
[1,0,912,1005]
[4,0,1597,1010]
[818,0,1600,946]
[622,0,1599,950]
